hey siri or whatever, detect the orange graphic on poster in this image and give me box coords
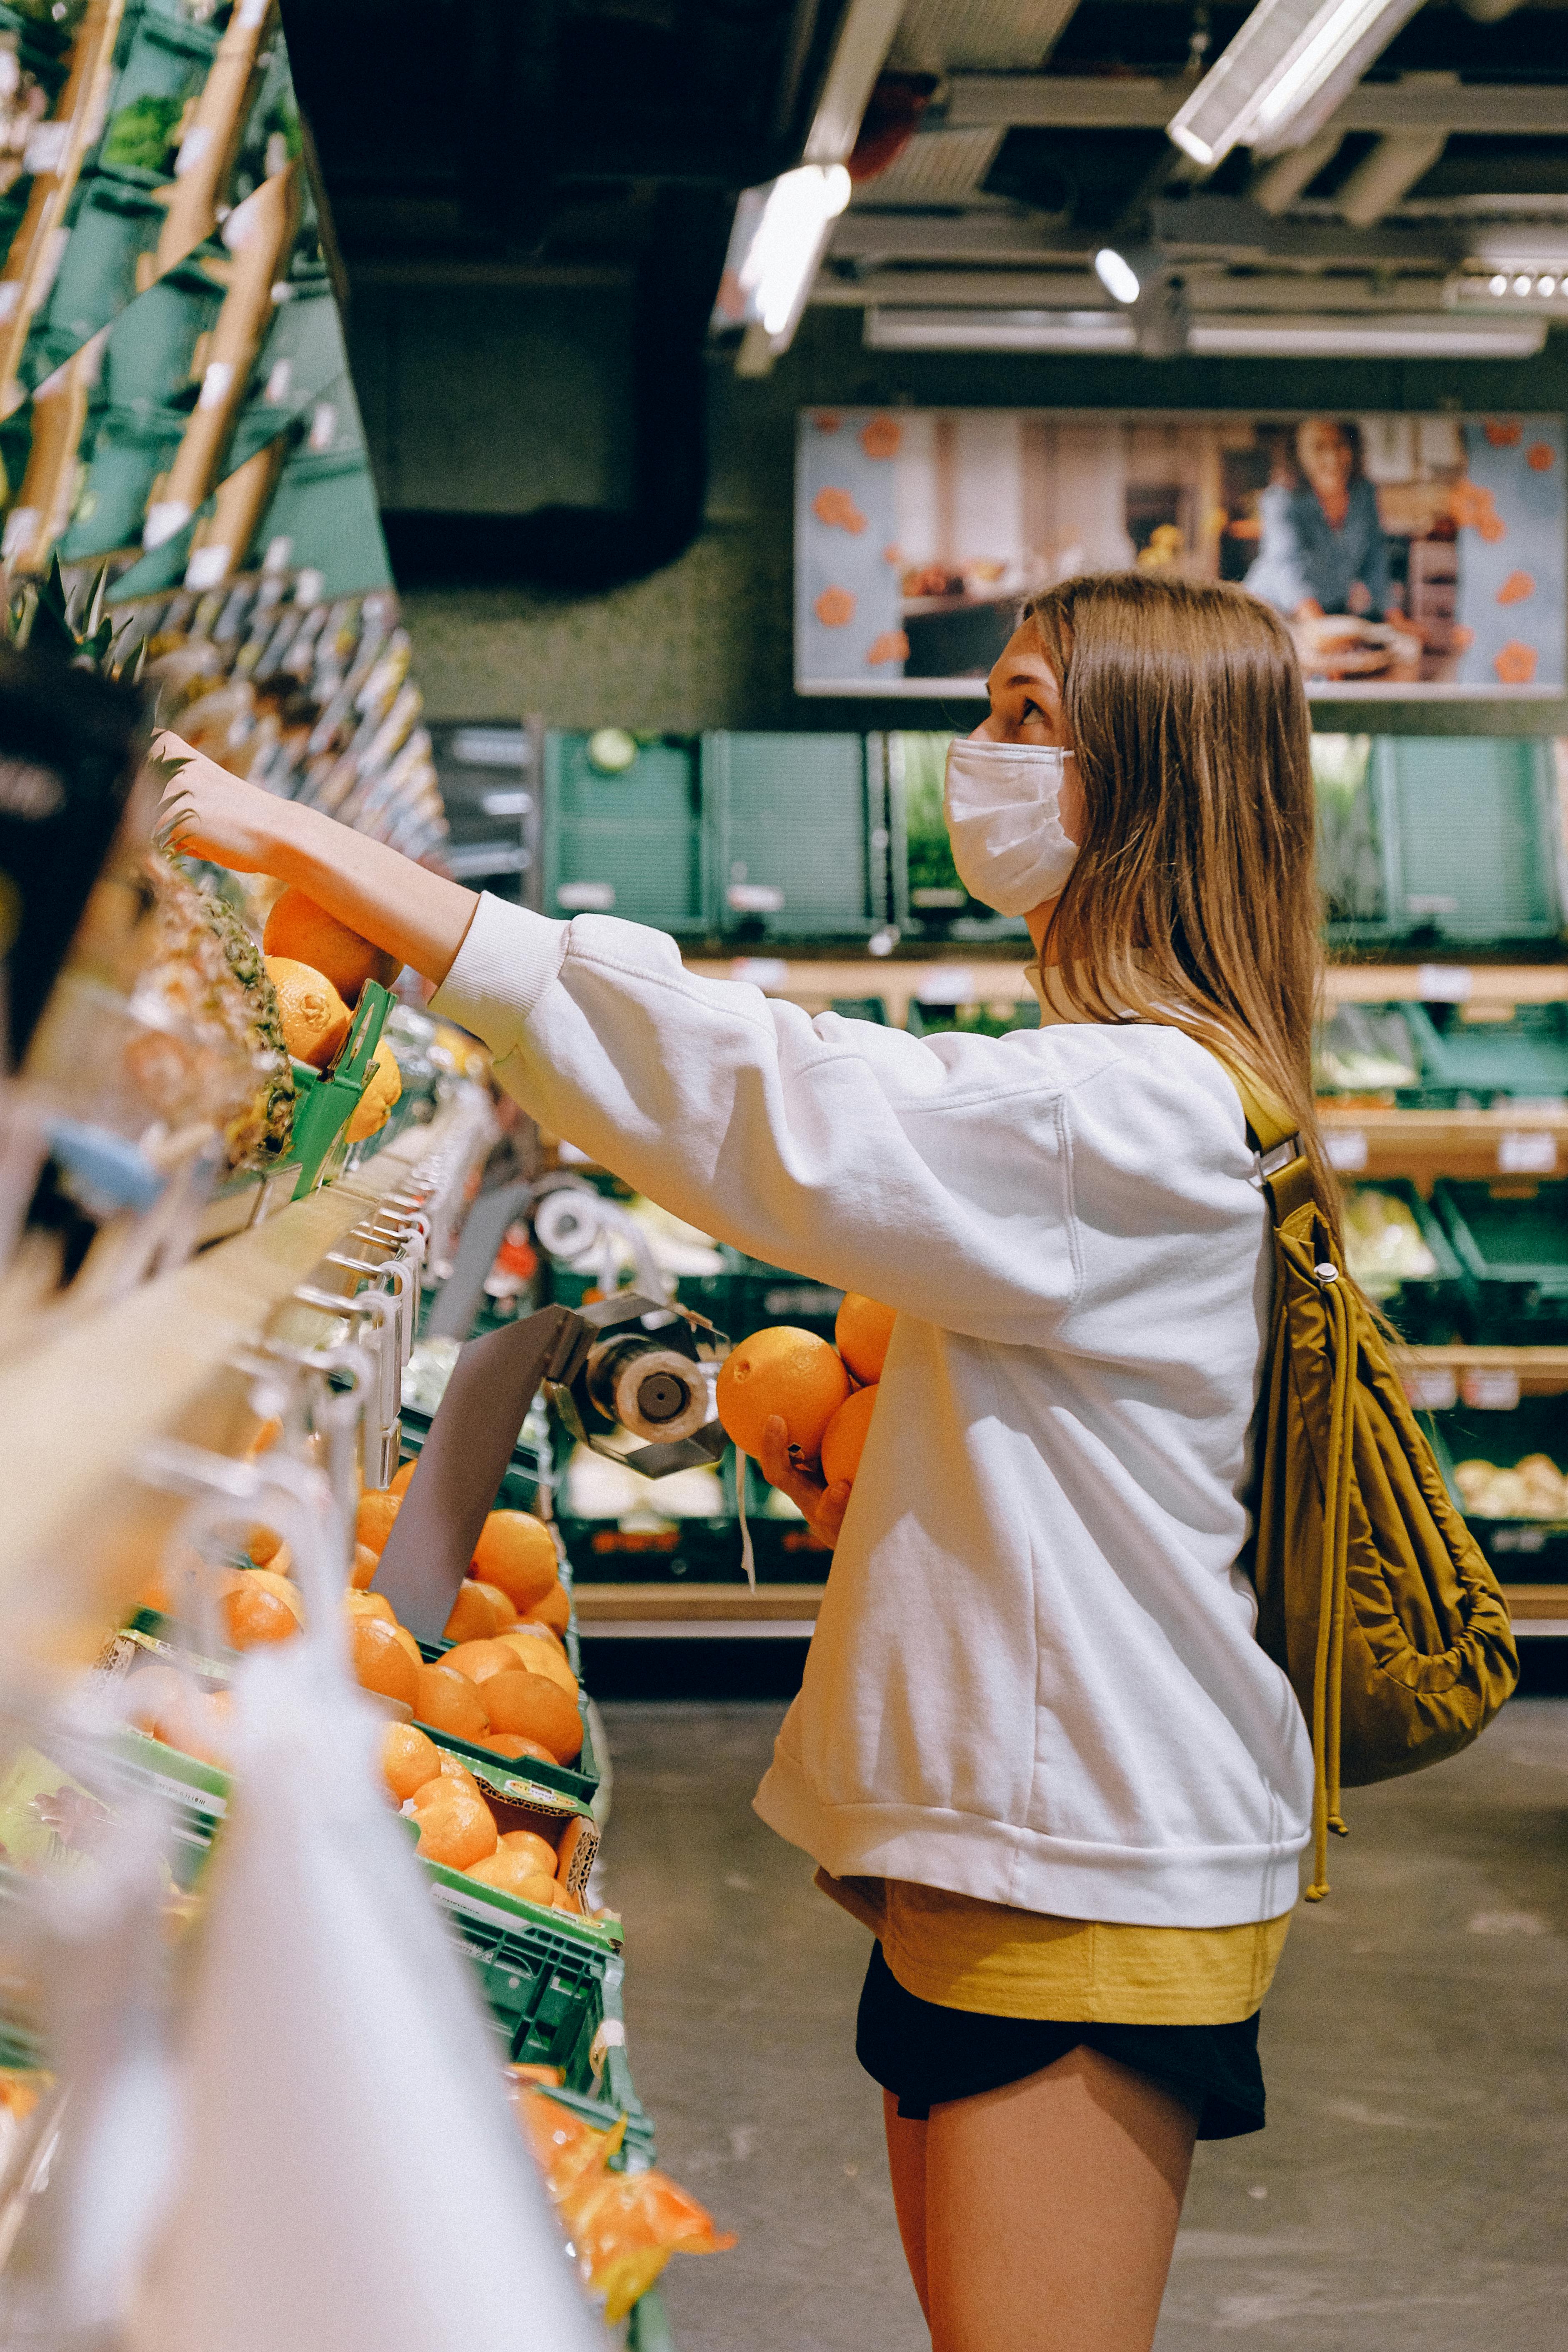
[1450,480,1506,541]
[812,486,868,534]
[1528,443,1556,471]
[1497,571,1535,606]
[1483,419,1522,447]
[883,544,901,567]
[814,587,856,627]
[866,630,910,666]
[1452,625,1475,651]
[814,413,842,433]
[860,415,902,460]
[1493,641,1538,685]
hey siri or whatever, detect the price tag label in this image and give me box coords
[1417,964,1473,1003]
[917,967,976,1007]
[1405,1368,1459,1412]
[1498,1130,1557,1175]
[1325,1129,1369,1172]
[1460,1368,1521,1411]
[730,958,789,989]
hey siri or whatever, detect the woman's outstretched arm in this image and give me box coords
[154,732,479,985]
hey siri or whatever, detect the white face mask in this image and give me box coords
[943,737,1080,918]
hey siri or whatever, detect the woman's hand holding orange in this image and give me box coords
[758,1414,850,1550]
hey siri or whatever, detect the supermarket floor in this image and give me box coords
[596,1695,1568,2352]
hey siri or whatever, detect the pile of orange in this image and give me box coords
[381,1726,586,1915]
[714,1290,894,1495]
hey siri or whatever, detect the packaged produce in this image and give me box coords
[512,2081,735,2322]
[1454,1453,1568,1521]
[1343,1185,1439,1295]
[1313,1003,1419,1095]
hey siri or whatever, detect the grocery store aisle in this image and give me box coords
[599,1697,1568,2352]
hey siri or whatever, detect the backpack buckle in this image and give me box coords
[1252,1135,1302,1186]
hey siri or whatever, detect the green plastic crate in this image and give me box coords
[58,402,187,561]
[543,734,707,933]
[1400,1001,1568,1106]
[289,979,392,1198]
[1328,739,1561,947]
[1428,1394,1568,1582]
[907,999,1040,1040]
[411,1659,600,1808]
[704,731,883,941]
[1340,1178,1469,1344]
[27,176,168,388]
[1432,1179,1568,1343]
[253,443,393,596]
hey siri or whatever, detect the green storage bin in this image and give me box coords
[1340,1178,1468,1343]
[704,730,883,941]
[1328,739,1561,947]
[98,263,220,411]
[829,995,888,1024]
[1426,1394,1568,1581]
[25,175,168,390]
[907,998,1040,1040]
[255,443,394,598]
[543,733,707,933]
[1400,1001,1568,1106]
[288,979,392,1199]
[58,401,186,560]
[1432,1179,1568,1343]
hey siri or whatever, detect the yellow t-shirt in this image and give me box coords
[818,1872,1292,2025]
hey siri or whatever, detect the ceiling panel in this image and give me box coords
[889,0,1081,74]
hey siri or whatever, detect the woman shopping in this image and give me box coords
[160,569,1323,2352]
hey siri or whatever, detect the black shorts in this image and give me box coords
[856,1941,1266,2139]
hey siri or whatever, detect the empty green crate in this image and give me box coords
[1431,1180,1568,1343]
[1400,1001,1568,1106]
[907,999,1041,1040]
[543,734,707,932]
[1328,739,1561,947]
[704,731,884,940]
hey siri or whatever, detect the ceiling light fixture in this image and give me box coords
[719,163,853,355]
[862,307,1544,359]
[864,308,1137,352]
[1167,0,1425,169]
[1093,247,1142,304]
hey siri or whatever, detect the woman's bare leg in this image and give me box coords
[882,2091,931,2323]
[922,2049,1197,2352]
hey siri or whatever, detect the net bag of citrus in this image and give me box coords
[513,2083,735,2323]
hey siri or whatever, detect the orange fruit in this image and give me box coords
[382,1722,441,1801]
[471,1513,559,1611]
[350,1616,418,1706]
[220,1572,301,1651]
[245,1414,283,1458]
[350,1543,379,1590]
[551,1884,584,1915]
[473,1578,518,1626]
[245,1568,304,1618]
[524,1582,571,1638]
[356,1490,401,1555]
[433,1752,483,1798]
[821,1383,879,1488]
[478,1733,556,1766]
[387,1623,422,1668]
[263,887,401,1001]
[389,1457,420,1497]
[246,1524,285,1567]
[344,1039,402,1145]
[443,1581,508,1643]
[264,957,352,1070]
[465,1849,557,1906]
[345,1590,395,1624]
[836,1293,896,1385]
[406,1780,497,1871]
[498,1827,560,1876]
[413,1661,489,1741]
[442,1637,521,1685]
[480,1670,582,1762]
[495,1631,577,1701]
[134,1574,171,1616]
[716,1326,850,1460]
[498,1622,567,1663]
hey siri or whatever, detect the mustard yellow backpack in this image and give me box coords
[1230,1072,1519,1898]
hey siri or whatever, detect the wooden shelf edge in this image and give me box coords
[574,1583,826,1625]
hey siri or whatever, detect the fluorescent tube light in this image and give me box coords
[1188,313,1546,357]
[864,308,1137,351]
[738,164,852,337]
[862,308,1544,358]
[1093,247,1142,304]
[1167,0,1424,168]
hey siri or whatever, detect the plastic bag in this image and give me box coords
[128,1454,606,2352]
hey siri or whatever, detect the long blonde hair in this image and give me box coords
[1024,570,1339,1252]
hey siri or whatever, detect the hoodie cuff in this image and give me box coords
[429,891,569,1051]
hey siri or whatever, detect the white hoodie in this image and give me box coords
[433,894,1315,1928]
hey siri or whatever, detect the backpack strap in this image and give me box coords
[1217,1060,1318,1227]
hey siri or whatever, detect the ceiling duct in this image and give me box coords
[1337,129,1449,225]
[1250,125,1343,212]
[888,0,1080,74]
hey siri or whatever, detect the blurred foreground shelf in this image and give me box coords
[1500,1587,1568,1631]
[574,1583,825,1638]
[1320,1103,1568,1182]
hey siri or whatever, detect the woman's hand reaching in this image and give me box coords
[758,1415,851,1551]
[152,732,293,873]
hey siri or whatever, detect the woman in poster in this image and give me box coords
[1245,418,1401,623]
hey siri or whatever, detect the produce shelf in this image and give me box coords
[574,1583,825,1638]
[1499,1587,1568,1631]
[1320,1103,1568,1183]
[1399,1346,1568,1397]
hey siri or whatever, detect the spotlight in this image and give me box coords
[1094,247,1142,306]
